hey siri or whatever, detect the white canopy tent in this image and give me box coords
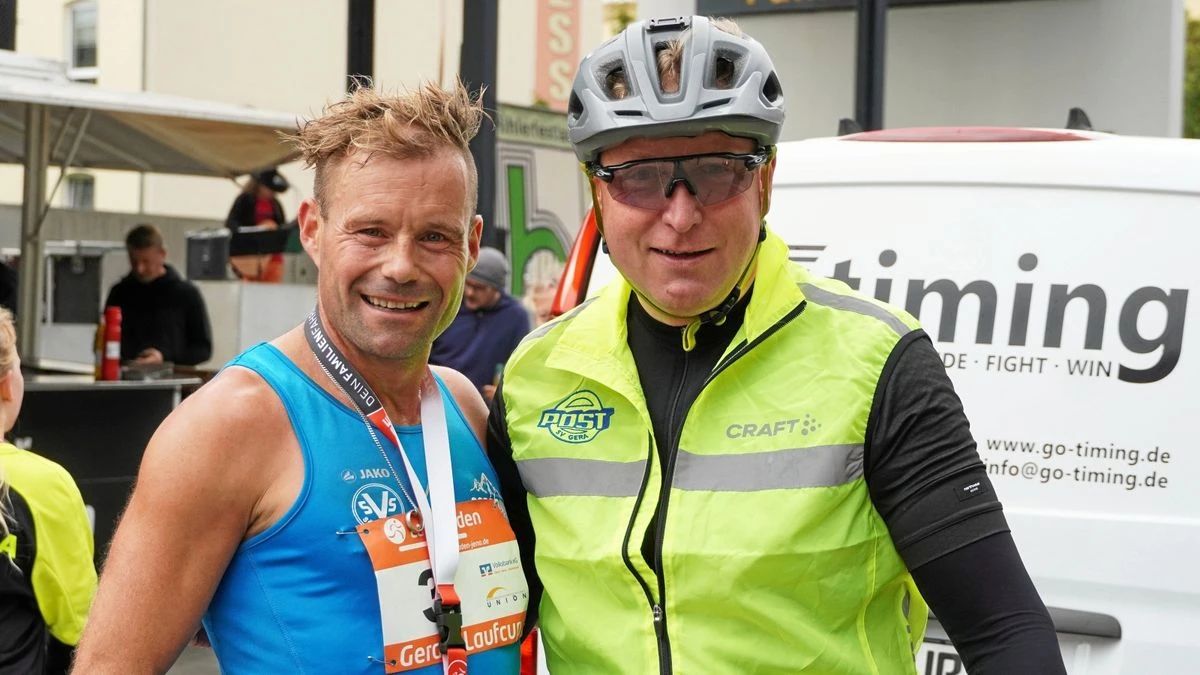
[0,52,299,361]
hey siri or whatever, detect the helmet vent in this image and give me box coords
[567,92,583,119]
[614,110,644,117]
[603,66,628,100]
[762,71,783,103]
[711,47,746,89]
[713,56,740,89]
[700,98,731,110]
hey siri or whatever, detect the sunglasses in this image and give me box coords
[587,149,772,210]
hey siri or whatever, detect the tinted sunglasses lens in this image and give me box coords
[605,156,756,209]
[608,162,675,209]
[681,156,754,206]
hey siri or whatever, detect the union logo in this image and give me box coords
[537,390,614,444]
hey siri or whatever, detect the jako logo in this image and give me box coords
[827,250,1188,384]
[538,390,614,443]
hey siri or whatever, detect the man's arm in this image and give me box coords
[73,368,287,673]
[486,378,541,636]
[864,331,1065,674]
[175,285,212,366]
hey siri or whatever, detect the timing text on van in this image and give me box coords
[830,251,1187,384]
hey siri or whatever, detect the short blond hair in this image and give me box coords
[0,308,15,377]
[609,17,744,99]
[290,81,485,217]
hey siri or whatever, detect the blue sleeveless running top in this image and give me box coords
[201,343,523,674]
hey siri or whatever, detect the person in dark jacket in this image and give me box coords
[225,168,288,232]
[430,247,530,398]
[226,168,290,282]
[104,224,212,366]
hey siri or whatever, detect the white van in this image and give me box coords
[551,127,1199,674]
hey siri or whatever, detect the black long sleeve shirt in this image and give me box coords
[104,265,212,366]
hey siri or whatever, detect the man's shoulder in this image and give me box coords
[106,274,137,298]
[163,267,203,294]
[169,365,285,437]
[493,295,531,328]
[790,264,920,337]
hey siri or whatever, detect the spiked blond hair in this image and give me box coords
[290,80,486,217]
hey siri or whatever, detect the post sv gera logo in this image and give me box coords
[537,390,614,443]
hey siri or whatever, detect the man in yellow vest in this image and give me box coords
[489,16,1066,674]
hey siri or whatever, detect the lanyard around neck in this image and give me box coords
[304,310,465,670]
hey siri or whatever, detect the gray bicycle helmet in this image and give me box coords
[567,15,785,164]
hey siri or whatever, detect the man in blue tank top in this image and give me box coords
[75,83,528,674]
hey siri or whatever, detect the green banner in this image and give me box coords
[497,104,572,151]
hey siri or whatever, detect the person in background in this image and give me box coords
[104,224,212,367]
[430,247,530,399]
[0,308,97,674]
[226,168,290,282]
[519,255,563,329]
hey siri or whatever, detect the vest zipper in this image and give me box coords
[707,300,807,385]
[647,345,690,675]
[621,433,664,669]
[648,299,807,674]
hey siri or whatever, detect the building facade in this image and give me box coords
[3,0,605,289]
[642,0,1188,140]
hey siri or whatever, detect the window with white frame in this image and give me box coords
[66,1,98,82]
[65,174,95,210]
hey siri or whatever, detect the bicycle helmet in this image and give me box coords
[567,15,785,164]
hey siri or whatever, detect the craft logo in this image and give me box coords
[537,390,614,443]
[351,483,403,524]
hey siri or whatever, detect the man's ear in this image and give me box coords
[758,155,778,220]
[298,198,322,269]
[0,370,13,403]
[466,214,483,271]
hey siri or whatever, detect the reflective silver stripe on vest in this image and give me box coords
[521,297,597,344]
[800,283,911,337]
[516,457,648,498]
[673,444,865,492]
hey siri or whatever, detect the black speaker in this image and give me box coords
[187,229,231,281]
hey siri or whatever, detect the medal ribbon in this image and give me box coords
[305,309,466,674]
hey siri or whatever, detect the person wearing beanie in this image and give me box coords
[431,247,531,398]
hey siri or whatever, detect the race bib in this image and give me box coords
[358,499,528,673]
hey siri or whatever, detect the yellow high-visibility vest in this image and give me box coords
[502,230,928,674]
